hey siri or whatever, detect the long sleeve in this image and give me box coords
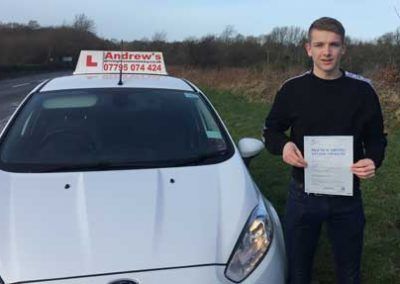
[263,85,292,155]
[362,85,387,168]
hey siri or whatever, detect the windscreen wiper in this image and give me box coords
[35,161,115,172]
[170,150,228,166]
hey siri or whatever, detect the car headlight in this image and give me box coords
[225,197,274,282]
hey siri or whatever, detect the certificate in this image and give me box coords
[304,136,353,196]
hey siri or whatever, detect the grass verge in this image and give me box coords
[204,88,400,284]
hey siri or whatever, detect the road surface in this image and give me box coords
[0,71,71,131]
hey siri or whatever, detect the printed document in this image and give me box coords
[304,136,353,196]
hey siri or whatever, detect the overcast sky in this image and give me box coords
[1,0,400,41]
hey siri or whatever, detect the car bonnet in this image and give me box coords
[0,153,258,283]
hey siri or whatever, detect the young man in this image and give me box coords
[263,17,386,283]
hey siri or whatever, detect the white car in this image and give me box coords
[0,51,286,284]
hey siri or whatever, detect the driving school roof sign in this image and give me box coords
[74,50,167,75]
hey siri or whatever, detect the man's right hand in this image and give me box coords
[282,142,307,168]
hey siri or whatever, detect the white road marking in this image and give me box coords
[12,82,30,88]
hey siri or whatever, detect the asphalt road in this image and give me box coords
[0,71,71,131]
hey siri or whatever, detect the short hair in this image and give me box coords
[308,17,345,43]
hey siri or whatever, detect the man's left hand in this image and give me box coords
[351,159,376,179]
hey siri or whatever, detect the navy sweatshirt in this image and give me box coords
[263,70,387,189]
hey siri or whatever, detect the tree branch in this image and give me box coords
[395,6,400,20]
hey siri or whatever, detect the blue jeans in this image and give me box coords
[284,180,365,284]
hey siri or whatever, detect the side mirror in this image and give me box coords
[238,137,264,166]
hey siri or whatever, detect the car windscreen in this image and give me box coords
[0,88,234,172]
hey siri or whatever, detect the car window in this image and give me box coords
[0,88,234,172]
[195,98,222,139]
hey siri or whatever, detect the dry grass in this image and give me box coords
[368,66,400,130]
[169,66,400,131]
[169,66,304,103]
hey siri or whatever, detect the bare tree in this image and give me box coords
[73,13,95,33]
[267,26,306,46]
[27,20,40,30]
[152,31,167,42]
[220,25,238,43]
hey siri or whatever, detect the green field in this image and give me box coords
[204,88,400,284]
